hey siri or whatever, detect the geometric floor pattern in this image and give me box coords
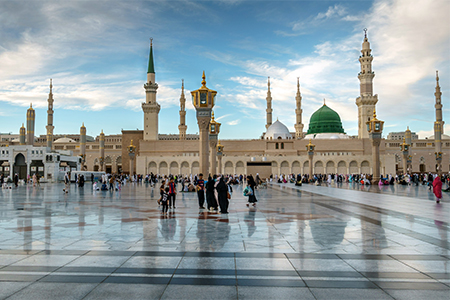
[0,182,448,299]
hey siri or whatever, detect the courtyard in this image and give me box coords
[0,182,448,299]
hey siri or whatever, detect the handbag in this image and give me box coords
[227,192,231,199]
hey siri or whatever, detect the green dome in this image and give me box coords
[306,104,345,135]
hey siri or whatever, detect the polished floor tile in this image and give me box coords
[0,182,449,299]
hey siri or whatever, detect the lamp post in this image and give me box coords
[306,139,315,182]
[217,140,224,175]
[209,111,221,176]
[191,71,217,176]
[128,139,136,179]
[366,109,384,184]
[400,138,410,175]
[407,155,412,174]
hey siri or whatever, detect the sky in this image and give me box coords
[0,0,449,140]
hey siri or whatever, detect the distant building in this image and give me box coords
[387,131,419,141]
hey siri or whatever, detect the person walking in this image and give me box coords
[247,175,258,206]
[13,173,18,187]
[216,176,229,214]
[206,175,217,211]
[196,173,206,209]
[63,172,70,193]
[168,177,177,209]
[433,175,443,204]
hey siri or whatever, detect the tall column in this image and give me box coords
[142,38,160,140]
[26,104,35,146]
[266,77,273,130]
[99,130,105,172]
[209,140,217,175]
[198,119,210,175]
[19,124,26,145]
[178,79,187,140]
[372,138,381,182]
[356,29,378,139]
[308,155,313,181]
[217,141,224,175]
[434,70,443,174]
[46,79,55,149]
[294,77,304,139]
[192,71,217,176]
[80,123,86,169]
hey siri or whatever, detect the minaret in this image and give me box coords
[142,38,161,140]
[178,79,187,140]
[294,77,304,139]
[46,79,55,149]
[19,124,26,145]
[26,103,35,146]
[434,70,443,173]
[356,29,378,139]
[80,123,86,167]
[266,77,273,130]
[435,70,444,134]
[99,130,105,171]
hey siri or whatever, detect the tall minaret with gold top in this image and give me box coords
[178,79,187,140]
[142,38,160,140]
[434,70,444,173]
[46,79,55,148]
[294,77,304,139]
[266,77,273,130]
[26,103,35,145]
[356,29,378,139]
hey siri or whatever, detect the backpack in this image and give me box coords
[243,186,253,196]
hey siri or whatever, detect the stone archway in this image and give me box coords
[224,161,233,175]
[170,161,179,176]
[314,161,324,174]
[14,153,27,179]
[326,161,335,174]
[349,161,358,174]
[337,161,346,174]
[361,161,370,174]
[236,161,245,175]
[159,162,168,176]
[280,161,290,175]
[148,161,157,174]
[180,161,189,176]
[191,161,200,175]
[292,161,301,174]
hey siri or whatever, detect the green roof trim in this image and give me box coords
[147,42,155,74]
[306,104,345,135]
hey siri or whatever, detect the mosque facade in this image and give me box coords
[1,31,448,180]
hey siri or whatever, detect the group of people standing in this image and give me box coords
[156,173,260,215]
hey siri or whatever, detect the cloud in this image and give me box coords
[315,4,347,21]
[227,119,240,126]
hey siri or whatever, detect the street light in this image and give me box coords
[400,138,410,174]
[306,139,315,182]
[366,109,384,184]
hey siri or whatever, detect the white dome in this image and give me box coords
[304,133,350,140]
[427,134,450,140]
[265,120,291,140]
[54,137,76,143]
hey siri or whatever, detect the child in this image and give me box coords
[161,187,170,215]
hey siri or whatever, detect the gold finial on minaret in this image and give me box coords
[50,78,52,92]
[268,76,270,89]
[323,98,326,106]
[436,70,439,84]
[364,28,367,38]
[201,71,206,87]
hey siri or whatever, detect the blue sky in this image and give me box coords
[0,0,448,139]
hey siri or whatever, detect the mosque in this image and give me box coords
[0,31,447,181]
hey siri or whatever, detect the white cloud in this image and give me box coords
[315,4,347,21]
[227,119,240,126]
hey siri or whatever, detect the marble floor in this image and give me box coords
[0,182,448,299]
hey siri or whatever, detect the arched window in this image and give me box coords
[281,143,284,149]
[276,143,279,149]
